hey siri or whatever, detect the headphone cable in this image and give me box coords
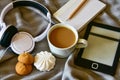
[0,46,10,60]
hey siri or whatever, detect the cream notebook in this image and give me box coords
[53,0,106,31]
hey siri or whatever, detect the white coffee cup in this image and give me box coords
[47,23,87,58]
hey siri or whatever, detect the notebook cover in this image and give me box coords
[53,0,106,31]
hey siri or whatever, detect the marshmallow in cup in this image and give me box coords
[47,23,87,58]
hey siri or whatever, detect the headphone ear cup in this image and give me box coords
[0,25,18,47]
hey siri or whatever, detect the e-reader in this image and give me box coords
[75,22,120,75]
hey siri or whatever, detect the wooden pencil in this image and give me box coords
[67,0,88,20]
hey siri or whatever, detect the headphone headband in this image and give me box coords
[0,0,51,42]
[13,1,48,15]
[0,0,50,21]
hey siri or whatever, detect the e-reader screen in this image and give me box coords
[81,26,120,66]
[75,22,120,75]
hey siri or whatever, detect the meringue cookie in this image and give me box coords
[15,62,32,75]
[34,51,56,71]
[18,52,34,64]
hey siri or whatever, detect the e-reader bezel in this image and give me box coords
[75,22,120,75]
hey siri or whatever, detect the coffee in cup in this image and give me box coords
[47,23,87,58]
[49,27,76,48]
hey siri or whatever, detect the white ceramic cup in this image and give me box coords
[47,23,87,58]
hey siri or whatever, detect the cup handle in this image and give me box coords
[76,39,88,48]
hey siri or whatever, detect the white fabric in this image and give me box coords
[0,0,120,80]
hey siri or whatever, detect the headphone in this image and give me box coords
[0,0,51,54]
